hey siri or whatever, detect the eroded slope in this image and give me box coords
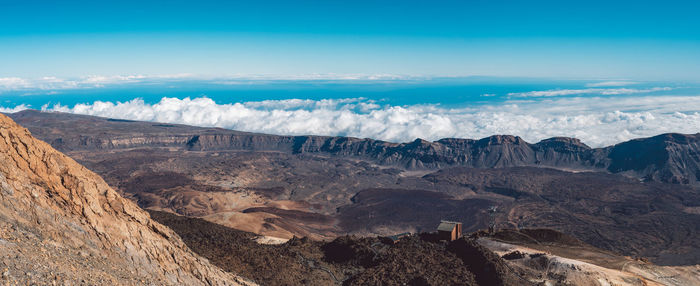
[0,113,251,285]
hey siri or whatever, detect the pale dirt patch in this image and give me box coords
[252,236,289,245]
[202,211,295,239]
[478,238,700,286]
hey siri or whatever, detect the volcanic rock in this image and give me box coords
[0,113,251,285]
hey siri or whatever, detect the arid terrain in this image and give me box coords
[0,113,252,285]
[148,210,526,286]
[1,110,699,285]
[150,210,700,286]
[7,110,700,267]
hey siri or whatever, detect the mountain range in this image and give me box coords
[9,110,700,186]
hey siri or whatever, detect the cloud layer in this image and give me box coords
[508,87,672,97]
[0,75,195,91]
[0,74,414,93]
[1,76,695,147]
[14,95,696,147]
[585,81,639,87]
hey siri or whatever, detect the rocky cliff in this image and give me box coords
[0,113,252,285]
[9,110,700,186]
[605,133,700,184]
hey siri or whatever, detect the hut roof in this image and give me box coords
[437,221,461,232]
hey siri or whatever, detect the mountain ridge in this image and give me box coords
[9,109,700,186]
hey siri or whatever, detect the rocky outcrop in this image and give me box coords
[0,113,252,285]
[9,110,700,185]
[604,133,700,184]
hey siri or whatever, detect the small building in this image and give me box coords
[437,220,463,241]
[380,232,411,244]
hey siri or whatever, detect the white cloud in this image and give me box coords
[509,87,672,97]
[585,81,639,87]
[0,77,31,89]
[0,104,31,113]
[0,74,414,93]
[25,95,700,148]
[0,75,146,91]
[222,73,411,81]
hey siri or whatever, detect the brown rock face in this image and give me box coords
[0,114,251,285]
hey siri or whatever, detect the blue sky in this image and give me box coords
[1,1,700,146]
[1,0,700,79]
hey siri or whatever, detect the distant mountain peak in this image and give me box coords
[477,135,524,146]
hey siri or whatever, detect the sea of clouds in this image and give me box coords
[1,75,698,147]
[0,95,692,148]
